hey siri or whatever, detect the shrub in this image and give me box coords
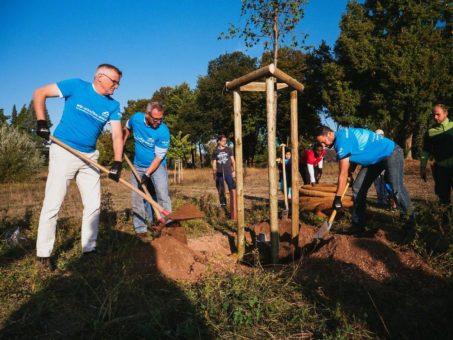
[0,124,44,183]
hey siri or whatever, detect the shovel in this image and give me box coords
[49,136,204,224]
[281,144,289,219]
[123,154,163,222]
[313,181,350,240]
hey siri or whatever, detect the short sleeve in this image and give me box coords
[56,78,84,98]
[108,103,121,121]
[156,126,170,150]
[335,131,351,160]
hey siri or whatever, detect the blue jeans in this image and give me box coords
[131,164,171,233]
[215,172,236,206]
[352,145,414,228]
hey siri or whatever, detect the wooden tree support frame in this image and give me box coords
[227,63,304,263]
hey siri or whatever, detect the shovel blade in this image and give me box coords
[165,204,205,222]
[313,220,332,240]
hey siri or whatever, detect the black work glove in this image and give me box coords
[347,175,354,186]
[141,173,151,188]
[108,161,122,182]
[420,168,427,182]
[36,120,50,140]
[332,195,342,210]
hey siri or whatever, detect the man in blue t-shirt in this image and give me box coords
[34,64,124,269]
[315,126,414,236]
[124,101,171,236]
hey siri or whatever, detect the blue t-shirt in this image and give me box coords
[334,128,395,166]
[126,112,170,168]
[53,79,121,152]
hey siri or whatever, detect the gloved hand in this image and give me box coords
[347,175,354,186]
[36,120,50,140]
[420,168,427,182]
[141,173,151,187]
[108,161,122,182]
[332,195,342,210]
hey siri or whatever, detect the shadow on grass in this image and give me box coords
[297,235,453,339]
[0,217,211,338]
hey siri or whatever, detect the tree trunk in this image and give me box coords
[405,133,413,160]
[272,0,279,67]
[191,146,196,167]
[198,143,203,166]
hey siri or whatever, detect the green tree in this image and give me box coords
[0,108,8,124]
[197,51,265,164]
[167,131,193,164]
[10,105,18,127]
[323,0,452,158]
[0,124,43,183]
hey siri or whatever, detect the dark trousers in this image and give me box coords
[433,164,453,205]
[215,172,236,206]
[301,164,321,185]
[352,145,414,227]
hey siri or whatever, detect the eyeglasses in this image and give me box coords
[100,73,120,86]
[146,113,163,122]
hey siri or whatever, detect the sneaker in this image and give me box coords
[343,225,366,235]
[82,249,97,256]
[36,257,55,271]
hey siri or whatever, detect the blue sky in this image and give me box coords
[0,0,348,127]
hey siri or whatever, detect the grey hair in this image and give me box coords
[146,101,164,113]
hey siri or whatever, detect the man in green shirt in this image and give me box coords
[420,104,453,205]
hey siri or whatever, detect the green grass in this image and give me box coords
[1,192,452,338]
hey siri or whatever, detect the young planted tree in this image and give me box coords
[219,0,308,67]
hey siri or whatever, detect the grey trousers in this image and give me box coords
[352,145,414,227]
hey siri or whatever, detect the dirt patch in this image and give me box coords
[132,225,239,282]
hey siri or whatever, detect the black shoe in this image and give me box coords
[343,225,366,235]
[37,257,55,271]
[82,249,97,256]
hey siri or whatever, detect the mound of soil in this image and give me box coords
[133,225,236,282]
[247,221,452,337]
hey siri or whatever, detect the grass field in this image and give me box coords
[1,162,452,338]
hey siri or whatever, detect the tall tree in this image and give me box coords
[220,0,308,66]
[10,105,18,127]
[323,0,452,158]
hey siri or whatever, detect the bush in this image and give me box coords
[0,124,44,183]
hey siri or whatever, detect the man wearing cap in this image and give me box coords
[34,64,124,268]
[123,101,171,237]
[315,125,415,235]
[420,104,453,208]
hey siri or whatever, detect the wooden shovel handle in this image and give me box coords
[327,181,350,225]
[124,154,163,222]
[49,136,166,217]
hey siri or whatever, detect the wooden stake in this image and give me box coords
[233,90,245,261]
[266,77,279,264]
[290,90,300,242]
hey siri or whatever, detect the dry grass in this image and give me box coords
[0,160,438,221]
